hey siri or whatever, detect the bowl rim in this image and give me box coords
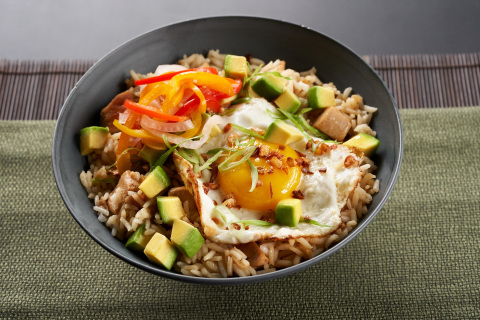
[52,15,403,285]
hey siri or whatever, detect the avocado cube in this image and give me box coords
[144,233,178,270]
[343,133,380,157]
[224,55,249,80]
[274,89,301,113]
[251,74,286,101]
[125,224,153,251]
[139,145,165,166]
[263,119,304,145]
[171,219,205,259]
[139,166,170,199]
[307,86,336,109]
[79,126,109,156]
[275,198,302,227]
[156,196,186,225]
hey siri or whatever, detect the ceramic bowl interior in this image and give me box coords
[52,16,403,284]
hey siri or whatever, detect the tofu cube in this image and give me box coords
[313,107,352,141]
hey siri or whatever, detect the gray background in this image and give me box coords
[1,0,479,60]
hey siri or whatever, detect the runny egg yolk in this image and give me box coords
[216,139,301,211]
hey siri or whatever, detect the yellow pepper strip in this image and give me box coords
[141,138,167,150]
[179,110,203,138]
[187,82,207,114]
[139,82,172,106]
[170,72,234,97]
[163,84,185,114]
[113,119,166,143]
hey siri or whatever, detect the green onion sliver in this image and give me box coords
[107,147,142,170]
[231,124,264,139]
[296,107,312,115]
[266,108,287,120]
[231,97,251,105]
[218,146,257,172]
[294,114,329,140]
[194,150,224,173]
[236,219,274,227]
[247,159,258,192]
[235,135,255,147]
[153,134,202,168]
[177,148,200,164]
[299,218,332,228]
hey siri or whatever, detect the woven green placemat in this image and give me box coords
[1,107,479,319]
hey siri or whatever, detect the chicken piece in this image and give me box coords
[313,107,352,141]
[100,89,135,133]
[236,242,269,268]
[107,170,142,214]
[168,186,197,218]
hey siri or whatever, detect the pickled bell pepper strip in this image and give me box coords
[169,72,234,98]
[123,100,188,122]
[141,138,166,150]
[116,112,140,174]
[113,119,168,143]
[187,83,207,114]
[139,82,172,106]
[134,67,218,86]
[179,110,203,138]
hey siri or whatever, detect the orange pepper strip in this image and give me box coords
[116,112,140,174]
[139,82,172,106]
[123,100,188,122]
[169,72,234,98]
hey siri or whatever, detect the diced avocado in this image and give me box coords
[275,198,302,227]
[274,89,301,113]
[307,86,336,109]
[80,126,109,156]
[224,55,249,80]
[139,166,170,199]
[263,119,304,145]
[144,233,178,270]
[140,145,165,166]
[343,133,380,157]
[156,196,185,225]
[251,74,287,101]
[125,224,153,251]
[171,219,205,259]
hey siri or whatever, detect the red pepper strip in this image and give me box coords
[134,67,218,86]
[123,99,188,122]
[228,79,243,95]
[175,96,200,117]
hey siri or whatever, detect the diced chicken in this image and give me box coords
[313,107,352,141]
[236,242,269,268]
[107,170,142,214]
[100,89,135,133]
[168,186,197,217]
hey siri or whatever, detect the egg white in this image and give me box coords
[174,98,362,244]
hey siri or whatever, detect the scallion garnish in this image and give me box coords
[231,124,264,139]
[153,134,203,168]
[177,148,200,164]
[231,97,251,105]
[247,159,258,192]
[236,219,274,227]
[256,71,292,81]
[235,135,255,147]
[194,150,224,173]
[293,114,329,140]
[218,145,257,172]
[266,108,287,120]
[299,218,332,228]
[107,147,142,170]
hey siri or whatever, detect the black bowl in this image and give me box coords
[52,16,403,284]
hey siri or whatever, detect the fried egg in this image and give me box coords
[173,98,363,244]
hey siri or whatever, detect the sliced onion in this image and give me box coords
[144,115,223,149]
[140,115,194,133]
[154,64,187,76]
[118,109,132,124]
